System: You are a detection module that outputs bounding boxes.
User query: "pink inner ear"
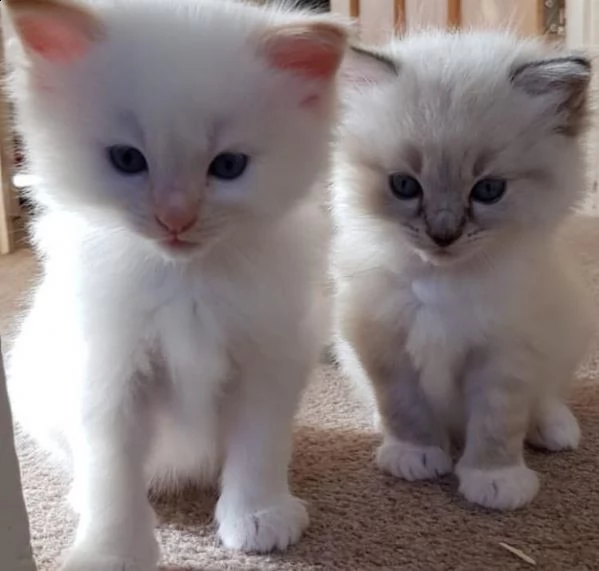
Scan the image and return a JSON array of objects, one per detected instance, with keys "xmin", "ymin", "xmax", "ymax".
[
  {"xmin": 264, "ymin": 25, "xmax": 346, "ymax": 80},
  {"xmin": 268, "ymin": 38, "xmax": 340, "ymax": 79},
  {"xmin": 13, "ymin": 9, "xmax": 100, "ymax": 63}
]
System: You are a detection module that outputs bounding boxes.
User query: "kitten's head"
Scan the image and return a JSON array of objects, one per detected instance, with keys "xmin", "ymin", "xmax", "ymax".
[
  {"xmin": 5, "ymin": 0, "xmax": 348, "ymax": 259},
  {"xmin": 336, "ymin": 31, "xmax": 591, "ymax": 268}
]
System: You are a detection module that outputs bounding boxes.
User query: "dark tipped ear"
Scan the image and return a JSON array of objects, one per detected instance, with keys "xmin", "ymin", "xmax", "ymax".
[
  {"xmin": 341, "ymin": 44, "xmax": 399, "ymax": 87},
  {"xmin": 511, "ymin": 56, "xmax": 592, "ymax": 136}
]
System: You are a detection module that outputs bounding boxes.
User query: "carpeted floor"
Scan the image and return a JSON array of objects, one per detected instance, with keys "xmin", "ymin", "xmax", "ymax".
[{"xmin": 1, "ymin": 217, "xmax": 599, "ymax": 571}]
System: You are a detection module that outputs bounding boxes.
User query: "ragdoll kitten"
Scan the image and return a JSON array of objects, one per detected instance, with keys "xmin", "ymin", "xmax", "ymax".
[
  {"xmin": 333, "ymin": 30, "xmax": 593, "ymax": 511},
  {"xmin": 4, "ymin": 0, "xmax": 348, "ymax": 568}
]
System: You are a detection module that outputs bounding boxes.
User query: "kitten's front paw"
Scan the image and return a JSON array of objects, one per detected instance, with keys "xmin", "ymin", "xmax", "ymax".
[
  {"xmin": 456, "ymin": 463, "xmax": 539, "ymax": 510},
  {"xmin": 527, "ymin": 401, "xmax": 580, "ymax": 451},
  {"xmin": 60, "ymin": 550, "xmax": 158, "ymax": 571},
  {"xmin": 61, "ymin": 525, "xmax": 159, "ymax": 571},
  {"xmin": 376, "ymin": 439, "xmax": 452, "ymax": 481},
  {"xmin": 216, "ymin": 494, "xmax": 309, "ymax": 553}
]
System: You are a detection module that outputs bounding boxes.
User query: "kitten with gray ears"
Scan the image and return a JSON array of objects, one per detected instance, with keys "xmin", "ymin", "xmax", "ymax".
[
  {"xmin": 333, "ymin": 30, "xmax": 593, "ymax": 510},
  {"xmin": 4, "ymin": 0, "xmax": 348, "ymax": 569}
]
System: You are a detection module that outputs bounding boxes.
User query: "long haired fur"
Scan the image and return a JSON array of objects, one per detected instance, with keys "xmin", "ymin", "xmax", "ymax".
[{"xmin": 333, "ymin": 30, "xmax": 594, "ymax": 511}]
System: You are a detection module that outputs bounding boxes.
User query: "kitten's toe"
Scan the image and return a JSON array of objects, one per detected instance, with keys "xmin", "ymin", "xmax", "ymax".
[
  {"xmin": 67, "ymin": 483, "xmax": 85, "ymax": 515},
  {"xmin": 456, "ymin": 463, "xmax": 539, "ymax": 510},
  {"xmin": 376, "ymin": 439, "xmax": 452, "ymax": 481},
  {"xmin": 372, "ymin": 411, "xmax": 383, "ymax": 432},
  {"xmin": 216, "ymin": 494, "xmax": 309, "ymax": 553},
  {"xmin": 527, "ymin": 401, "xmax": 580, "ymax": 451},
  {"xmin": 60, "ymin": 550, "xmax": 157, "ymax": 571}
]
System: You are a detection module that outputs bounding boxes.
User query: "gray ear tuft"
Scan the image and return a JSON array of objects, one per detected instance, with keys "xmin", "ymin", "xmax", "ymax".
[
  {"xmin": 341, "ymin": 44, "xmax": 399, "ymax": 87},
  {"xmin": 511, "ymin": 56, "xmax": 592, "ymax": 136}
]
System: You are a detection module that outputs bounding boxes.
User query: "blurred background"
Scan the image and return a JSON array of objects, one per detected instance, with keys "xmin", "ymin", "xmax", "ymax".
[{"xmin": 2, "ymin": 0, "xmax": 599, "ymax": 255}]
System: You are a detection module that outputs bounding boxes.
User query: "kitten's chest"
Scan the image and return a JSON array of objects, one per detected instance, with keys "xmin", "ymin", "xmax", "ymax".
[
  {"xmin": 404, "ymin": 277, "xmax": 490, "ymax": 416},
  {"xmin": 406, "ymin": 277, "xmax": 486, "ymax": 363},
  {"xmin": 154, "ymin": 280, "xmax": 228, "ymax": 388}
]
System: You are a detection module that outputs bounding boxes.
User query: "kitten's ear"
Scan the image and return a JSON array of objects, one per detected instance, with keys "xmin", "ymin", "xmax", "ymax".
[
  {"xmin": 260, "ymin": 21, "xmax": 349, "ymax": 80},
  {"xmin": 341, "ymin": 45, "xmax": 398, "ymax": 87},
  {"xmin": 3, "ymin": 0, "xmax": 104, "ymax": 63},
  {"xmin": 511, "ymin": 56, "xmax": 592, "ymax": 135}
]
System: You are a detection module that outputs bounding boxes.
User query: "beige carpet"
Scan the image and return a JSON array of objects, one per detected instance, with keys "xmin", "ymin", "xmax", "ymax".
[{"xmin": 2, "ymin": 218, "xmax": 599, "ymax": 571}]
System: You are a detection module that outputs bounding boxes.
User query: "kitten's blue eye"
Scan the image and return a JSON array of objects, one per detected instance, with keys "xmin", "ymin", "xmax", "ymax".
[
  {"xmin": 470, "ymin": 178, "xmax": 507, "ymax": 204},
  {"xmin": 389, "ymin": 174, "xmax": 422, "ymax": 200},
  {"xmin": 208, "ymin": 152, "xmax": 249, "ymax": 181},
  {"xmin": 108, "ymin": 145, "xmax": 148, "ymax": 175}
]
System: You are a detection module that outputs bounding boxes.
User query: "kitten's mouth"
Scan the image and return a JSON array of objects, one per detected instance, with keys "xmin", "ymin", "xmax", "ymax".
[
  {"xmin": 418, "ymin": 248, "xmax": 458, "ymax": 266},
  {"xmin": 160, "ymin": 236, "xmax": 199, "ymax": 253},
  {"xmin": 433, "ymin": 249, "xmax": 452, "ymax": 257}
]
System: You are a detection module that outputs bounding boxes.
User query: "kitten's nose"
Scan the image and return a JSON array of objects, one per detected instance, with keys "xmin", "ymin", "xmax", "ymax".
[
  {"xmin": 155, "ymin": 209, "xmax": 197, "ymax": 234},
  {"xmin": 153, "ymin": 191, "xmax": 199, "ymax": 234},
  {"xmin": 427, "ymin": 230, "xmax": 461, "ymax": 248}
]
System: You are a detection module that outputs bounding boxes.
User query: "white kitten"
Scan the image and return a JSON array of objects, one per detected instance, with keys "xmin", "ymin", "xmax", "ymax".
[
  {"xmin": 4, "ymin": 0, "xmax": 348, "ymax": 569},
  {"xmin": 333, "ymin": 31, "xmax": 593, "ymax": 511}
]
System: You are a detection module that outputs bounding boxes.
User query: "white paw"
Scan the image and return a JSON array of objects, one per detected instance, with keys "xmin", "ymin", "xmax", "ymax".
[
  {"xmin": 62, "ymin": 520, "xmax": 159, "ymax": 571},
  {"xmin": 216, "ymin": 494, "xmax": 309, "ymax": 553},
  {"xmin": 527, "ymin": 402, "xmax": 580, "ymax": 451},
  {"xmin": 456, "ymin": 463, "xmax": 540, "ymax": 510},
  {"xmin": 60, "ymin": 550, "xmax": 158, "ymax": 571},
  {"xmin": 376, "ymin": 439, "xmax": 452, "ymax": 481}
]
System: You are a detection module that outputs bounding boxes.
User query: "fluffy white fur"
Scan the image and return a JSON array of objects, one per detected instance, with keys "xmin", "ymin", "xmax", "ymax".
[
  {"xmin": 5, "ymin": 0, "xmax": 347, "ymax": 569},
  {"xmin": 333, "ymin": 31, "xmax": 594, "ymax": 511}
]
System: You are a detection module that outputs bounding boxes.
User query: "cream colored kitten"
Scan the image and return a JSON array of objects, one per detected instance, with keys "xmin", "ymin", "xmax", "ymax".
[
  {"xmin": 4, "ymin": 0, "xmax": 348, "ymax": 569},
  {"xmin": 333, "ymin": 30, "xmax": 593, "ymax": 510}
]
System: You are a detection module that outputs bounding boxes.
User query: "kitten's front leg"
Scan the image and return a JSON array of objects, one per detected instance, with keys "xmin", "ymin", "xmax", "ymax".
[
  {"xmin": 456, "ymin": 351, "xmax": 539, "ymax": 510},
  {"xmin": 216, "ymin": 358, "xmax": 309, "ymax": 553},
  {"xmin": 62, "ymin": 380, "xmax": 158, "ymax": 571},
  {"xmin": 367, "ymin": 350, "xmax": 452, "ymax": 481},
  {"xmin": 340, "ymin": 292, "xmax": 452, "ymax": 481}
]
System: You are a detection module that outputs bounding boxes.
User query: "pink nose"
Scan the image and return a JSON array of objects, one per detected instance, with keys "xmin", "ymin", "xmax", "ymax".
[{"xmin": 154, "ymin": 209, "xmax": 197, "ymax": 234}]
